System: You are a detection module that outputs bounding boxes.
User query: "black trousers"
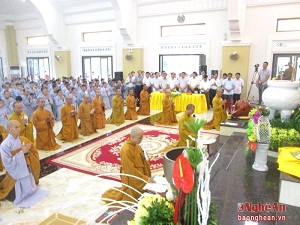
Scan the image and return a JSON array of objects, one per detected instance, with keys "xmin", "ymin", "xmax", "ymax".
[
  {"xmin": 135, "ymin": 85, "xmax": 143, "ymax": 105},
  {"xmin": 209, "ymin": 89, "xmax": 217, "ymax": 107}
]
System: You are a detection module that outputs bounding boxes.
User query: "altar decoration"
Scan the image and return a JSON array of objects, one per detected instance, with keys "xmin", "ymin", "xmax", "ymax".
[
  {"xmin": 245, "ymin": 107, "xmax": 271, "ymax": 171},
  {"xmin": 169, "ymin": 118, "xmax": 219, "ymax": 225}
]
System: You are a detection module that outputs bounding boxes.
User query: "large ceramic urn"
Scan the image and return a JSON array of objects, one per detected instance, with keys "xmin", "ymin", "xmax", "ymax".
[{"xmin": 262, "ymin": 80, "xmax": 300, "ymax": 119}]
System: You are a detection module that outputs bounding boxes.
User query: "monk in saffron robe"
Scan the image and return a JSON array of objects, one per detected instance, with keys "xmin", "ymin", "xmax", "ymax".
[
  {"xmin": 0, "ymin": 125, "xmax": 8, "ymax": 172},
  {"xmin": 125, "ymin": 89, "xmax": 138, "ymax": 120},
  {"xmin": 107, "ymin": 88, "xmax": 125, "ymax": 126},
  {"xmin": 177, "ymin": 104, "xmax": 196, "ymax": 147},
  {"xmin": 155, "ymin": 89, "xmax": 178, "ymax": 125},
  {"xmin": 92, "ymin": 89, "xmax": 106, "ymax": 129},
  {"xmin": 102, "ymin": 127, "xmax": 154, "ymax": 203},
  {"xmin": 79, "ymin": 94, "xmax": 97, "ymax": 136},
  {"xmin": 203, "ymin": 88, "xmax": 227, "ymax": 131},
  {"xmin": 137, "ymin": 84, "xmax": 150, "ymax": 116},
  {"xmin": 32, "ymin": 98, "xmax": 61, "ymax": 150},
  {"xmin": 0, "ymin": 120, "xmax": 46, "ymax": 207},
  {"xmin": 57, "ymin": 96, "xmax": 79, "ymax": 142},
  {"xmin": 8, "ymin": 102, "xmax": 34, "ymax": 143}
]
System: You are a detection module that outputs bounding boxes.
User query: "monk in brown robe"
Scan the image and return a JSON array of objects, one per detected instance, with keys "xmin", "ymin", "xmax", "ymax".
[
  {"xmin": 32, "ymin": 98, "xmax": 61, "ymax": 150},
  {"xmin": 155, "ymin": 89, "xmax": 178, "ymax": 125},
  {"xmin": 102, "ymin": 127, "xmax": 154, "ymax": 203},
  {"xmin": 107, "ymin": 88, "xmax": 125, "ymax": 126},
  {"xmin": 8, "ymin": 102, "xmax": 34, "ymax": 143},
  {"xmin": 57, "ymin": 96, "xmax": 79, "ymax": 142},
  {"xmin": 79, "ymin": 94, "xmax": 97, "ymax": 136},
  {"xmin": 177, "ymin": 104, "xmax": 195, "ymax": 147},
  {"xmin": 125, "ymin": 89, "xmax": 138, "ymax": 120},
  {"xmin": 0, "ymin": 120, "xmax": 40, "ymax": 201},
  {"xmin": 203, "ymin": 88, "xmax": 227, "ymax": 131},
  {"xmin": 137, "ymin": 84, "xmax": 150, "ymax": 116},
  {"xmin": 92, "ymin": 89, "xmax": 106, "ymax": 129}
]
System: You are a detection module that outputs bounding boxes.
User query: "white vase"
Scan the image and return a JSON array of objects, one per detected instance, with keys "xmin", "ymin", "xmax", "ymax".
[
  {"xmin": 262, "ymin": 80, "xmax": 300, "ymax": 119},
  {"xmin": 252, "ymin": 143, "xmax": 269, "ymax": 172}
]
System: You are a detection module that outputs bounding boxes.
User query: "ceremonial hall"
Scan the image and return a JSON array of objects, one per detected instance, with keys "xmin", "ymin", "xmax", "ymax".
[{"xmin": 0, "ymin": 0, "xmax": 300, "ymax": 224}]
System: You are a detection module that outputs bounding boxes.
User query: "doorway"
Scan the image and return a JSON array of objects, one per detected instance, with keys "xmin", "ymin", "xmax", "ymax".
[
  {"xmin": 82, "ymin": 56, "xmax": 113, "ymax": 81},
  {"xmin": 272, "ymin": 54, "xmax": 300, "ymax": 81}
]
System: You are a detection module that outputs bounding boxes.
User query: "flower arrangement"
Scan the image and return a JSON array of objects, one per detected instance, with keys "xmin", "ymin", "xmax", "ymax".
[
  {"xmin": 127, "ymin": 194, "xmax": 174, "ymax": 225},
  {"xmin": 245, "ymin": 107, "xmax": 270, "ymax": 151},
  {"xmin": 170, "ymin": 91, "xmax": 182, "ymax": 98}
]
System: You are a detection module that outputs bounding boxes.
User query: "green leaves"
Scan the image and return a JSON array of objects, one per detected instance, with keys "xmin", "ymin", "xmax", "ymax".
[
  {"xmin": 139, "ymin": 198, "xmax": 174, "ymax": 225},
  {"xmin": 184, "ymin": 118, "xmax": 207, "ymax": 135},
  {"xmin": 185, "ymin": 147, "xmax": 203, "ymax": 169}
]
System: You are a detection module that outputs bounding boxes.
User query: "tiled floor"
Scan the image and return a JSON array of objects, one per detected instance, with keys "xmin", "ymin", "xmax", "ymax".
[{"xmin": 1, "ymin": 109, "xmax": 299, "ymax": 225}]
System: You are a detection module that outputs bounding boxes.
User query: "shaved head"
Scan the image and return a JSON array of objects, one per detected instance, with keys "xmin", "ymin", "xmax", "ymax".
[
  {"xmin": 186, "ymin": 104, "xmax": 195, "ymax": 110},
  {"xmin": 131, "ymin": 127, "xmax": 143, "ymax": 137},
  {"xmin": 7, "ymin": 120, "xmax": 20, "ymax": 130}
]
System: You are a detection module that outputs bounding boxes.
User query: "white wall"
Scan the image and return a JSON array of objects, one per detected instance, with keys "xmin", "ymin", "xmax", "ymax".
[
  {"xmin": 244, "ymin": 2, "xmax": 300, "ymax": 100},
  {"xmin": 65, "ymin": 21, "xmax": 125, "ymax": 78},
  {"xmin": 138, "ymin": 9, "xmax": 228, "ymax": 74},
  {"xmin": 0, "ymin": 28, "xmax": 9, "ymax": 77}
]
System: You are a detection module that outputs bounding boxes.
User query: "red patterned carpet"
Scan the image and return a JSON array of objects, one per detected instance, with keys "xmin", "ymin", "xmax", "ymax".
[{"xmin": 47, "ymin": 124, "xmax": 179, "ymax": 180}]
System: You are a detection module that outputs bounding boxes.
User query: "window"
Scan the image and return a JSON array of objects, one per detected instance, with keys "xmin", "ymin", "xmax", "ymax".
[
  {"xmin": 159, "ymin": 54, "xmax": 205, "ymax": 75},
  {"xmin": 0, "ymin": 58, "xmax": 3, "ymax": 79},
  {"xmin": 277, "ymin": 18, "xmax": 300, "ymax": 32},
  {"xmin": 161, "ymin": 24, "xmax": 205, "ymax": 37},
  {"xmin": 272, "ymin": 54, "xmax": 300, "ymax": 81},
  {"xmin": 82, "ymin": 31, "xmax": 112, "ymax": 42},
  {"xmin": 27, "ymin": 36, "xmax": 48, "ymax": 45},
  {"xmin": 82, "ymin": 56, "xmax": 113, "ymax": 81},
  {"xmin": 27, "ymin": 57, "xmax": 50, "ymax": 80}
]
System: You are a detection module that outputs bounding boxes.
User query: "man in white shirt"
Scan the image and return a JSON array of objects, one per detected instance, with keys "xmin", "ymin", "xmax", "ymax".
[
  {"xmin": 143, "ymin": 71, "xmax": 152, "ymax": 93},
  {"xmin": 256, "ymin": 62, "xmax": 270, "ymax": 105},
  {"xmin": 200, "ymin": 75, "xmax": 211, "ymax": 110},
  {"xmin": 209, "ymin": 73, "xmax": 221, "ymax": 108},
  {"xmin": 151, "ymin": 72, "xmax": 161, "ymax": 92},
  {"xmin": 159, "ymin": 72, "xmax": 170, "ymax": 91},
  {"xmin": 188, "ymin": 72, "xmax": 200, "ymax": 93},
  {"xmin": 233, "ymin": 72, "xmax": 244, "ymax": 104},
  {"xmin": 178, "ymin": 72, "xmax": 189, "ymax": 93},
  {"xmin": 169, "ymin": 72, "xmax": 178, "ymax": 92},
  {"xmin": 222, "ymin": 73, "xmax": 235, "ymax": 111}
]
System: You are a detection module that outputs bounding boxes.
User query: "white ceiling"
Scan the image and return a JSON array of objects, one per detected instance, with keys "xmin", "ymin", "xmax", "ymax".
[{"xmin": 0, "ymin": 0, "xmax": 190, "ymax": 25}]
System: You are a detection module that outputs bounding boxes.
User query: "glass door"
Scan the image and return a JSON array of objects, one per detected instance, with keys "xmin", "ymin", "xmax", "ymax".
[
  {"xmin": 27, "ymin": 57, "xmax": 50, "ymax": 80},
  {"xmin": 272, "ymin": 54, "xmax": 300, "ymax": 81},
  {"xmin": 82, "ymin": 56, "xmax": 113, "ymax": 81},
  {"xmin": 159, "ymin": 54, "xmax": 205, "ymax": 76}
]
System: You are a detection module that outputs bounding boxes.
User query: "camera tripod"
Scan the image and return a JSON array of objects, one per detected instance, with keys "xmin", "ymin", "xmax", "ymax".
[{"xmin": 246, "ymin": 67, "xmax": 259, "ymax": 102}]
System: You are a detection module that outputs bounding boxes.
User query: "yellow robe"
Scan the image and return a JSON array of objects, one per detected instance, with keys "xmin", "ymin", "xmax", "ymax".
[
  {"xmin": 0, "ymin": 137, "xmax": 40, "ymax": 200},
  {"xmin": 203, "ymin": 94, "xmax": 227, "ymax": 131},
  {"xmin": 57, "ymin": 104, "xmax": 79, "ymax": 142},
  {"xmin": 79, "ymin": 102, "xmax": 96, "ymax": 136},
  {"xmin": 32, "ymin": 108, "xmax": 61, "ymax": 150},
  {"xmin": 8, "ymin": 112, "xmax": 34, "ymax": 143},
  {"xmin": 0, "ymin": 125, "xmax": 8, "ymax": 172},
  {"xmin": 177, "ymin": 112, "xmax": 195, "ymax": 147},
  {"xmin": 102, "ymin": 138, "xmax": 151, "ymax": 203},
  {"xmin": 125, "ymin": 95, "xmax": 138, "ymax": 120},
  {"xmin": 137, "ymin": 90, "xmax": 150, "ymax": 116},
  {"xmin": 107, "ymin": 95, "xmax": 125, "ymax": 126},
  {"xmin": 92, "ymin": 97, "xmax": 106, "ymax": 129},
  {"xmin": 155, "ymin": 96, "xmax": 178, "ymax": 125}
]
